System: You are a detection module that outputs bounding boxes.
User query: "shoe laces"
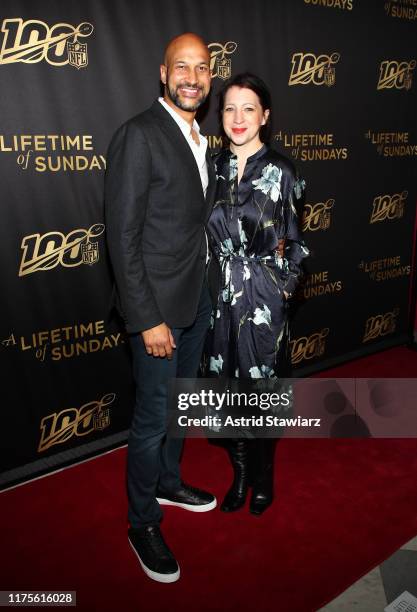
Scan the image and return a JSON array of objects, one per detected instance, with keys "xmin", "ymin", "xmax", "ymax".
[
  {"xmin": 181, "ymin": 482, "xmax": 200, "ymax": 495},
  {"xmin": 144, "ymin": 527, "xmax": 171, "ymax": 558}
]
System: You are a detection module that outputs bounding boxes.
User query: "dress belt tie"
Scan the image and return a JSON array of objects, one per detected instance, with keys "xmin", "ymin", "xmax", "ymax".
[{"xmin": 217, "ymin": 252, "xmax": 277, "ymax": 304}]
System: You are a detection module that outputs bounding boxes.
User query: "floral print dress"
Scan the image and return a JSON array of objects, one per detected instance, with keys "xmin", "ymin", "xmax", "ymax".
[{"xmin": 205, "ymin": 144, "xmax": 309, "ymax": 380}]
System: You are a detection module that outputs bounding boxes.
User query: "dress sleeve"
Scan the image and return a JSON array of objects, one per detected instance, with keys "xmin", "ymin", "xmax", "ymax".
[{"xmin": 281, "ymin": 175, "xmax": 310, "ymax": 296}]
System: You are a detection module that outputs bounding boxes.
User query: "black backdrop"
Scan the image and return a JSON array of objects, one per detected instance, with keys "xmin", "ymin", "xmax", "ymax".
[{"xmin": 1, "ymin": 0, "xmax": 416, "ymax": 489}]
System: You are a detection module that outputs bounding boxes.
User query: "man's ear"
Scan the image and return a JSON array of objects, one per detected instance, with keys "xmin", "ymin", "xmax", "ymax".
[{"xmin": 160, "ymin": 64, "xmax": 167, "ymax": 85}]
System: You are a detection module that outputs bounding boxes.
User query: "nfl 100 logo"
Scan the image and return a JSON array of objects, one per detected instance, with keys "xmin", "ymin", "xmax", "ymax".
[
  {"xmin": 377, "ymin": 60, "xmax": 416, "ymax": 90},
  {"xmin": 67, "ymin": 40, "xmax": 89, "ymax": 69},
  {"xmin": 289, "ymin": 52, "xmax": 340, "ymax": 86},
  {"xmin": 82, "ymin": 241, "xmax": 99, "ymax": 265},
  {"xmin": 208, "ymin": 41, "xmax": 238, "ymax": 80},
  {"xmin": 0, "ymin": 18, "xmax": 93, "ymax": 68}
]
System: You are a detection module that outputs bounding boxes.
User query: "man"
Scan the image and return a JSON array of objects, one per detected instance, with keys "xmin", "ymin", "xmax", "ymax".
[{"xmin": 105, "ymin": 33, "xmax": 216, "ymax": 583}]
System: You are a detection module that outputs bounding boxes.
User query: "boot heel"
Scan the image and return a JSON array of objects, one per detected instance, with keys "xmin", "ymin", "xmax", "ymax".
[
  {"xmin": 220, "ymin": 439, "xmax": 249, "ymax": 513},
  {"xmin": 249, "ymin": 439, "xmax": 276, "ymax": 516}
]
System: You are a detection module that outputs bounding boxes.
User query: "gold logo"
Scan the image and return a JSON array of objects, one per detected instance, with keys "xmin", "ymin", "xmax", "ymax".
[
  {"xmin": 365, "ymin": 130, "xmax": 417, "ymax": 157},
  {"xmin": 5, "ymin": 320, "xmax": 123, "ymax": 362},
  {"xmin": 1, "ymin": 333, "xmax": 16, "ymax": 347},
  {"xmin": 385, "ymin": 1, "xmax": 417, "ymax": 20},
  {"xmin": 289, "ymin": 52, "xmax": 340, "ymax": 86},
  {"xmin": 370, "ymin": 191, "xmax": 407, "ymax": 223},
  {"xmin": 0, "ymin": 134, "xmax": 106, "ymax": 173},
  {"xmin": 67, "ymin": 41, "xmax": 88, "ymax": 69},
  {"xmin": 19, "ymin": 223, "xmax": 105, "ymax": 277},
  {"xmin": 299, "ymin": 271, "xmax": 342, "ymax": 300},
  {"xmin": 82, "ymin": 241, "xmax": 99, "ymax": 265},
  {"xmin": 363, "ymin": 308, "xmax": 399, "ymax": 343},
  {"xmin": 207, "ymin": 135, "xmax": 225, "ymax": 149},
  {"xmin": 358, "ymin": 255, "xmax": 410, "ymax": 281},
  {"xmin": 290, "ymin": 328, "xmax": 329, "ymax": 364},
  {"xmin": 276, "ymin": 131, "xmax": 348, "ymax": 161},
  {"xmin": 208, "ymin": 41, "xmax": 238, "ymax": 79},
  {"xmin": 0, "ymin": 19, "xmax": 93, "ymax": 67},
  {"xmin": 302, "ymin": 199, "xmax": 334, "ymax": 231},
  {"xmin": 304, "ymin": 0, "xmax": 353, "ymax": 9},
  {"xmin": 38, "ymin": 393, "xmax": 115, "ymax": 452},
  {"xmin": 377, "ymin": 60, "xmax": 416, "ymax": 90}
]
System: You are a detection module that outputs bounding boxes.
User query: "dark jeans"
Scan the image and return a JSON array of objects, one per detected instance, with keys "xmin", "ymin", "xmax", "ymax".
[{"xmin": 127, "ymin": 280, "xmax": 212, "ymax": 528}]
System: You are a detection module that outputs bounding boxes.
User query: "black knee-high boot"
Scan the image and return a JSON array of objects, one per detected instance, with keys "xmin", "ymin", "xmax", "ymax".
[
  {"xmin": 220, "ymin": 438, "xmax": 250, "ymax": 512},
  {"xmin": 249, "ymin": 438, "xmax": 277, "ymax": 515}
]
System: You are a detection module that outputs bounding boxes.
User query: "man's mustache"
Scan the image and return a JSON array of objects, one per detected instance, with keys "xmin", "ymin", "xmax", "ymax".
[{"xmin": 176, "ymin": 82, "xmax": 204, "ymax": 91}]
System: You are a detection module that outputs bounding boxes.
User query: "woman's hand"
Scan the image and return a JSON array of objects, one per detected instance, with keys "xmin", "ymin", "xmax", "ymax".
[{"xmin": 277, "ymin": 238, "xmax": 285, "ymax": 258}]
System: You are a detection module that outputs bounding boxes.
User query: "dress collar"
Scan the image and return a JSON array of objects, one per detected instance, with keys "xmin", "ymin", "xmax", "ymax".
[{"xmin": 227, "ymin": 143, "xmax": 268, "ymax": 163}]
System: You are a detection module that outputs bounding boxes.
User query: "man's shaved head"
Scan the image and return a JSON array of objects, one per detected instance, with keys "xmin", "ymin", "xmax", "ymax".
[
  {"xmin": 163, "ymin": 33, "xmax": 209, "ymax": 66},
  {"xmin": 160, "ymin": 32, "xmax": 211, "ymax": 116}
]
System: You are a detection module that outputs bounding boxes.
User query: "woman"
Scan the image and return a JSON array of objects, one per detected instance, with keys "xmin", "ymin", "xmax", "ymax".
[{"xmin": 205, "ymin": 73, "xmax": 309, "ymax": 515}]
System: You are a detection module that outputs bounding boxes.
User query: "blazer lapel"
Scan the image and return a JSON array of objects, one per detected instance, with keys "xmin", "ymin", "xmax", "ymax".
[{"xmin": 150, "ymin": 101, "xmax": 205, "ymax": 202}]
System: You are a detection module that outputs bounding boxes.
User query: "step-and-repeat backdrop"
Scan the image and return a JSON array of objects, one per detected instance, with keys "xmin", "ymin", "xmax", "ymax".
[{"xmin": 1, "ymin": 0, "xmax": 416, "ymax": 488}]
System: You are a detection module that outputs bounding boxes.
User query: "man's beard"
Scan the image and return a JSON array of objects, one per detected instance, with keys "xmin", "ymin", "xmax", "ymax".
[{"xmin": 166, "ymin": 81, "xmax": 207, "ymax": 112}]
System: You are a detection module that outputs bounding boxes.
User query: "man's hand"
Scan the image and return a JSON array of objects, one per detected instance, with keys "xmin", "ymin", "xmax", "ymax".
[{"xmin": 141, "ymin": 323, "xmax": 176, "ymax": 359}]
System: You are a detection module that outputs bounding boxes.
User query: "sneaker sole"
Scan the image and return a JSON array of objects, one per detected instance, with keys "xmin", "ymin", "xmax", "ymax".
[
  {"xmin": 156, "ymin": 497, "xmax": 217, "ymax": 512},
  {"xmin": 128, "ymin": 537, "xmax": 180, "ymax": 583}
]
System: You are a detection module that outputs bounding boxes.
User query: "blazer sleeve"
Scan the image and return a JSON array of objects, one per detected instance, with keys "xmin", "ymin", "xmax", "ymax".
[{"xmin": 104, "ymin": 121, "xmax": 163, "ymax": 333}]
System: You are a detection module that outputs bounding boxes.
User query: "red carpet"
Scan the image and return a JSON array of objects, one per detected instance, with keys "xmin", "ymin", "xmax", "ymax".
[{"xmin": 1, "ymin": 346, "xmax": 417, "ymax": 612}]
